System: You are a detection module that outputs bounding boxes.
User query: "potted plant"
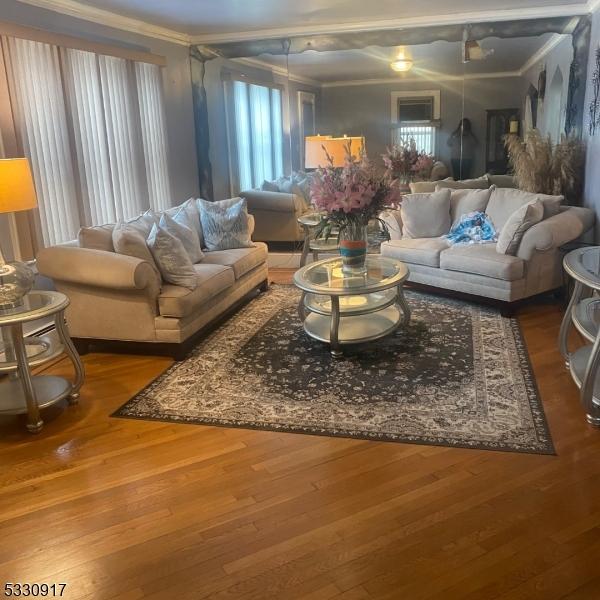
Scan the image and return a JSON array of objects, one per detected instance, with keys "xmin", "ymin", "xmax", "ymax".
[{"xmin": 309, "ymin": 144, "xmax": 402, "ymax": 275}]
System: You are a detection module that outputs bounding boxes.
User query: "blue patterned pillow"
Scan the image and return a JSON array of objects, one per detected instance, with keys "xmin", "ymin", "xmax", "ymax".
[{"xmin": 198, "ymin": 198, "xmax": 253, "ymax": 251}]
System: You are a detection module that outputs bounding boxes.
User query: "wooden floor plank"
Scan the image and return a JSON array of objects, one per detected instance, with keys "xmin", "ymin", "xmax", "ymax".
[{"xmin": 0, "ymin": 271, "xmax": 598, "ymax": 599}]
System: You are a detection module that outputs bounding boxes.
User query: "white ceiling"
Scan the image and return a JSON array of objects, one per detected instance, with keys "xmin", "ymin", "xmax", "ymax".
[
  {"xmin": 254, "ymin": 34, "xmax": 565, "ymax": 83},
  {"xmin": 33, "ymin": 0, "xmax": 588, "ymax": 40}
]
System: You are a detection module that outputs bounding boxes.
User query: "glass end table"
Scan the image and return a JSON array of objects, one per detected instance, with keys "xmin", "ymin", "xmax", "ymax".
[
  {"xmin": 297, "ymin": 213, "xmax": 339, "ymax": 267},
  {"xmin": 559, "ymin": 246, "xmax": 600, "ymax": 427},
  {"xmin": 293, "ymin": 255, "xmax": 410, "ymax": 357},
  {"xmin": 0, "ymin": 291, "xmax": 85, "ymax": 433}
]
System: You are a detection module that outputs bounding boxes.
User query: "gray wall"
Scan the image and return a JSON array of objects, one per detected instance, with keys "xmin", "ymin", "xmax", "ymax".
[
  {"xmin": 584, "ymin": 9, "xmax": 600, "ymax": 236},
  {"xmin": 521, "ymin": 35, "xmax": 573, "ymax": 139},
  {"xmin": 319, "ymin": 77, "xmax": 523, "ymax": 177},
  {"xmin": 0, "ymin": 0, "xmax": 199, "ymax": 206},
  {"xmin": 203, "ymin": 57, "xmax": 320, "ymax": 201}
]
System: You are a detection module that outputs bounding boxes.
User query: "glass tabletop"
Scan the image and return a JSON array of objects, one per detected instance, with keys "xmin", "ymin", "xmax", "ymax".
[
  {"xmin": 294, "ymin": 255, "xmax": 409, "ymax": 295},
  {"xmin": 564, "ymin": 247, "xmax": 600, "ymax": 290},
  {"xmin": 0, "ymin": 291, "xmax": 69, "ymax": 325}
]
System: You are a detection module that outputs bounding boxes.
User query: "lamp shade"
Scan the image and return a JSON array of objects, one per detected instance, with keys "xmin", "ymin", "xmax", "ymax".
[
  {"xmin": 305, "ymin": 135, "xmax": 365, "ymax": 168},
  {"xmin": 0, "ymin": 158, "xmax": 38, "ymax": 214}
]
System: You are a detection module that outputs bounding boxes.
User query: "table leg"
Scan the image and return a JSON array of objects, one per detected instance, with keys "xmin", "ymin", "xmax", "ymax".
[
  {"xmin": 312, "ymin": 250, "xmax": 319, "ymax": 264},
  {"xmin": 10, "ymin": 323, "xmax": 43, "ymax": 434},
  {"xmin": 330, "ymin": 296, "xmax": 343, "ymax": 358},
  {"xmin": 580, "ymin": 329, "xmax": 600, "ymax": 428},
  {"xmin": 558, "ymin": 280, "xmax": 584, "ymax": 367},
  {"xmin": 397, "ymin": 285, "xmax": 411, "ymax": 326},
  {"xmin": 54, "ymin": 311, "xmax": 85, "ymax": 404},
  {"xmin": 297, "ymin": 291, "xmax": 307, "ymax": 321},
  {"xmin": 300, "ymin": 225, "xmax": 310, "ymax": 268}
]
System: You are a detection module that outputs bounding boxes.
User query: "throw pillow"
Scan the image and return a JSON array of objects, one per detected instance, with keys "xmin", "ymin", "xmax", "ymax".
[
  {"xmin": 125, "ymin": 210, "xmax": 157, "ymax": 237},
  {"xmin": 449, "ymin": 187, "xmax": 494, "ymax": 226},
  {"xmin": 496, "ymin": 200, "xmax": 544, "ymax": 255},
  {"xmin": 435, "ymin": 177, "xmax": 490, "ymax": 190},
  {"xmin": 198, "ymin": 198, "xmax": 253, "ymax": 251},
  {"xmin": 260, "ymin": 180, "xmax": 279, "ymax": 192},
  {"xmin": 401, "ymin": 189, "xmax": 452, "ymax": 239},
  {"xmin": 147, "ymin": 223, "xmax": 197, "ymax": 290},
  {"xmin": 486, "ymin": 187, "xmax": 562, "ymax": 231},
  {"xmin": 164, "ymin": 198, "xmax": 204, "ymax": 248},
  {"xmin": 78, "ymin": 223, "xmax": 115, "ymax": 252},
  {"xmin": 159, "ymin": 213, "xmax": 204, "ymax": 264},
  {"xmin": 112, "ymin": 222, "xmax": 160, "ymax": 277}
]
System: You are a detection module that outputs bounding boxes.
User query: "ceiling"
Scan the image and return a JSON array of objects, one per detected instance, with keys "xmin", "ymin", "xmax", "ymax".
[
  {"xmin": 31, "ymin": 0, "xmax": 589, "ymax": 40},
  {"xmin": 253, "ymin": 34, "xmax": 565, "ymax": 84}
]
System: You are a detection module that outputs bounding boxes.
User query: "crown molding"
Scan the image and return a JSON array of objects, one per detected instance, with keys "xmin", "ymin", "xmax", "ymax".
[
  {"xmin": 232, "ymin": 57, "xmax": 322, "ymax": 88},
  {"xmin": 320, "ymin": 71, "xmax": 522, "ymax": 88},
  {"xmin": 191, "ymin": 5, "xmax": 590, "ymax": 44},
  {"xmin": 518, "ymin": 33, "xmax": 565, "ymax": 74},
  {"xmin": 15, "ymin": 0, "xmax": 191, "ymax": 45}
]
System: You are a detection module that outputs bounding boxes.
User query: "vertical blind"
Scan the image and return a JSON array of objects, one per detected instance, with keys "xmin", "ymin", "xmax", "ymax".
[
  {"xmin": 232, "ymin": 80, "xmax": 284, "ymax": 192},
  {"xmin": 2, "ymin": 36, "xmax": 172, "ymax": 246},
  {"xmin": 395, "ymin": 125, "xmax": 436, "ymax": 155}
]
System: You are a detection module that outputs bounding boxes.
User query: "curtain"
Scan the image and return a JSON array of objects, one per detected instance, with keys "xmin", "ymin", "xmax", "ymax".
[
  {"xmin": 231, "ymin": 80, "xmax": 285, "ymax": 192},
  {"xmin": 135, "ymin": 62, "xmax": 172, "ymax": 212},
  {"xmin": 2, "ymin": 36, "xmax": 172, "ymax": 246}
]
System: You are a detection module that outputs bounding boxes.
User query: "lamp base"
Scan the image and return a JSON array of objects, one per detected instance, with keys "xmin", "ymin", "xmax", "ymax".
[{"xmin": 0, "ymin": 261, "xmax": 35, "ymax": 310}]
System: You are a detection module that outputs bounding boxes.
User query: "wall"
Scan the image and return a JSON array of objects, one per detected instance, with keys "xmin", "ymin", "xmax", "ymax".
[
  {"xmin": 203, "ymin": 57, "xmax": 320, "ymax": 200},
  {"xmin": 319, "ymin": 76, "xmax": 523, "ymax": 177},
  {"xmin": 521, "ymin": 35, "xmax": 574, "ymax": 139},
  {"xmin": 0, "ymin": 0, "xmax": 199, "ymax": 207},
  {"xmin": 583, "ymin": 9, "xmax": 600, "ymax": 236}
]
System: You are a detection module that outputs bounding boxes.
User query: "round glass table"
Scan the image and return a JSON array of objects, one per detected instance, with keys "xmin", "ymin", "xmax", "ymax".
[
  {"xmin": 293, "ymin": 255, "xmax": 410, "ymax": 357},
  {"xmin": 0, "ymin": 291, "xmax": 85, "ymax": 433},
  {"xmin": 297, "ymin": 213, "xmax": 339, "ymax": 267}
]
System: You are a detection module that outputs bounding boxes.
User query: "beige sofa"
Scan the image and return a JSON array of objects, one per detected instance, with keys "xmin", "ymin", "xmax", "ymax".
[
  {"xmin": 37, "ymin": 213, "xmax": 268, "ymax": 360},
  {"xmin": 380, "ymin": 188, "xmax": 594, "ymax": 308},
  {"xmin": 240, "ymin": 189, "xmax": 310, "ymax": 242}
]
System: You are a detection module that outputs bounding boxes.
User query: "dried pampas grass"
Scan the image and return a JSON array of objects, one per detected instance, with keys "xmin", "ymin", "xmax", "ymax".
[{"xmin": 504, "ymin": 129, "xmax": 585, "ymax": 204}]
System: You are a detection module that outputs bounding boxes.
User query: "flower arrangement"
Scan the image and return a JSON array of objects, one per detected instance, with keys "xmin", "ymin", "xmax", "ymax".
[
  {"xmin": 382, "ymin": 138, "xmax": 435, "ymax": 183},
  {"xmin": 309, "ymin": 144, "xmax": 403, "ymax": 273}
]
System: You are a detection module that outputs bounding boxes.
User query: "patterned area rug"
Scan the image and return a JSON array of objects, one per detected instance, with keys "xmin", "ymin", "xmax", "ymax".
[{"xmin": 114, "ymin": 285, "xmax": 554, "ymax": 454}]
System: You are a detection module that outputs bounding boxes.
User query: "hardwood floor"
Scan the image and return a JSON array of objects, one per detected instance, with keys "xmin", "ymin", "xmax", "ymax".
[{"xmin": 1, "ymin": 270, "xmax": 599, "ymax": 600}]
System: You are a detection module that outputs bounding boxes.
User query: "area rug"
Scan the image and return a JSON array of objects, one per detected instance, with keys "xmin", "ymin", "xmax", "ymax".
[{"xmin": 113, "ymin": 285, "xmax": 554, "ymax": 454}]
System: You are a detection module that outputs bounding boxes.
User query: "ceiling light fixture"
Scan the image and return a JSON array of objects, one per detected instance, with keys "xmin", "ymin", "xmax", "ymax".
[{"xmin": 390, "ymin": 47, "xmax": 413, "ymax": 73}]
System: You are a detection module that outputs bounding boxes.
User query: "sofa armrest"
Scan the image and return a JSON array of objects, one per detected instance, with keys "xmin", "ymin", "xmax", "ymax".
[
  {"xmin": 517, "ymin": 206, "xmax": 595, "ymax": 261},
  {"xmin": 247, "ymin": 213, "xmax": 255, "ymax": 237},
  {"xmin": 379, "ymin": 209, "xmax": 403, "ymax": 240},
  {"xmin": 37, "ymin": 246, "xmax": 160, "ymax": 291},
  {"xmin": 241, "ymin": 189, "xmax": 306, "ymax": 214}
]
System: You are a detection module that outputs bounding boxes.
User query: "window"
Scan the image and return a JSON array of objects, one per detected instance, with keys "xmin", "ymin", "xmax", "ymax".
[
  {"xmin": 391, "ymin": 90, "xmax": 440, "ymax": 156},
  {"xmin": 1, "ymin": 36, "xmax": 171, "ymax": 245},
  {"xmin": 230, "ymin": 80, "xmax": 284, "ymax": 192}
]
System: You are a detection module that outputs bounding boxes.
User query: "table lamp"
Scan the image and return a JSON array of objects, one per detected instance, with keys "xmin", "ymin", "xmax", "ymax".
[
  {"xmin": 0, "ymin": 158, "xmax": 38, "ymax": 309},
  {"xmin": 305, "ymin": 135, "xmax": 365, "ymax": 168}
]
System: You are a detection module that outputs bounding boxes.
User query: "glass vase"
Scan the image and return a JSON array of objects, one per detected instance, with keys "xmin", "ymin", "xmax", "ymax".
[{"xmin": 339, "ymin": 222, "xmax": 368, "ymax": 275}]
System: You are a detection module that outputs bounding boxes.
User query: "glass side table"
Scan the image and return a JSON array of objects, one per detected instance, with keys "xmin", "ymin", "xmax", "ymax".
[
  {"xmin": 297, "ymin": 213, "xmax": 339, "ymax": 268},
  {"xmin": 559, "ymin": 247, "xmax": 600, "ymax": 427},
  {"xmin": 0, "ymin": 291, "xmax": 85, "ymax": 433}
]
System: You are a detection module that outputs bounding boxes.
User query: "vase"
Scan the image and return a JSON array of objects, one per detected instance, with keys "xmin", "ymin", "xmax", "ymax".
[{"xmin": 339, "ymin": 222, "xmax": 368, "ymax": 275}]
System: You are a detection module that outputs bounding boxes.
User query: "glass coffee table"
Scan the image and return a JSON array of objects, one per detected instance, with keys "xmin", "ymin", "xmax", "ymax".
[{"xmin": 293, "ymin": 255, "xmax": 410, "ymax": 357}]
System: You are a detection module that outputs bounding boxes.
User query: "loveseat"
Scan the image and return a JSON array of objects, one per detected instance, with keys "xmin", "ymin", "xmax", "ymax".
[
  {"xmin": 37, "ymin": 201, "xmax": 268, "ymax": 359},
  {"xmin": 380, "ymin": 186, "xmax": 594, "ymax": 307}
]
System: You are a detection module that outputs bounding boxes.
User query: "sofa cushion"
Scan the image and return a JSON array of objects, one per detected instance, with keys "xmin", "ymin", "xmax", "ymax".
[
  {"xmin": 158, "ymin": 264, "xmax": 235, "ymax": 318},
  {"xmin": 381, "ymin": 237, "xmax": 450, "ymax": 268},
  {"xmin": 435, "ymin": 176, "xmax": 490, "ymax": 190},
  {"xmin": 496, "ymin": 200, "xmax": 544, "ymax": 256},
  {"xmin": 450, "ymin": 188, "xmax": 494, "ymax": 226},
  {"xmin": 78, "ymin": 223, "xmax": 115, "ymax": 251},
  {"xmin": 401, "ymin": 189, "xmax": 451, "ymax": 238},
  {"xmin": 486, "ymin": 174, "xmax": 517, "ymax": 188},
  {"xmin": 440, "ymin": 244, "xmax": 524, "ymax": 281},
  {"xmin": 200, "ymin": 242, "xmax": 268, "ymax": 279},
  {"xmin": 409, "ymin": 178, "xmax": 452, "ymax": 194},
  {"xmin": 486, "ymin": 188, "xmax": 563, "ymax": 231}
]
